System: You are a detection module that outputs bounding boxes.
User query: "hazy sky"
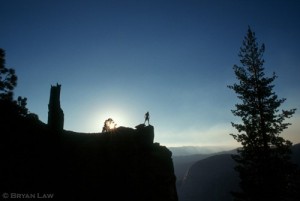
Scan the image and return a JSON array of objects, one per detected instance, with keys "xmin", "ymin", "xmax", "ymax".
[{"xmin": 1, "ymin": 0, "xmax": 299, "ymax": 147}]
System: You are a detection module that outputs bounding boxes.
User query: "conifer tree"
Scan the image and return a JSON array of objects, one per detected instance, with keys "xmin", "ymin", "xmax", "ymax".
[
  {"xmin": 0, "ymin": 48, "xmax": 17, "ymax": 101},
  {"xmin": 228, "ymin": 28, "xmax": 296, "ymax": 201},
  {"xmin": 0, "ymin": 48, "xmax": 28, "ymax": 117}
]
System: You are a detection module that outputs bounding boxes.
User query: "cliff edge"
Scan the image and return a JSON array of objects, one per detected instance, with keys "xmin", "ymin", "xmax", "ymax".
[{"xmin": 1, "ymin": 117, "xmax": 178, "ymax": 201}]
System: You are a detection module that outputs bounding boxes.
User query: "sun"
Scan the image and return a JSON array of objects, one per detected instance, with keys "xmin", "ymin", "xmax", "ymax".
[
  {"xmin": 107, "ymin": 120, "xmax": 116, "ymax": 130},
  {"xmin": 102, "ymin": 118, "xmax": 117, "ymax": 132}
]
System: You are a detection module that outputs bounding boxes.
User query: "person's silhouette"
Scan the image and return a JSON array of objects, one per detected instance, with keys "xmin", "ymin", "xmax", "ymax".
[{"xmin": 144, "ymin": 112, "xmax": 150, "ymax": 125}]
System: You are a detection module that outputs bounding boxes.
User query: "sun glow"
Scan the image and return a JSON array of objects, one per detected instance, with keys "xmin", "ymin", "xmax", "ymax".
[
  {"xmin": 101, "ymin": 118, "xmax": 117, "ymax": 133},
  {"xmin": 87, "ymin": 103, "xmax": 136, "ymax": 133},
  {"xmin": 107, "ymin": 119, "xmax": 116, "ymax": 130}
]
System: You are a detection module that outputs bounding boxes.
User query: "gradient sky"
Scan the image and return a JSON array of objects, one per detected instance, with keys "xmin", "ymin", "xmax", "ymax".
[{"xmin": 1, "ymin": 0, "xmax": 299, "ymax": 147}]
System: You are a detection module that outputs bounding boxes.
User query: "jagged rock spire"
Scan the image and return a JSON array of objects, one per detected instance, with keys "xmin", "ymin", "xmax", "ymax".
[{"xmin": 48, "ymin": 83, "xmax": 64, "ymax": 131}]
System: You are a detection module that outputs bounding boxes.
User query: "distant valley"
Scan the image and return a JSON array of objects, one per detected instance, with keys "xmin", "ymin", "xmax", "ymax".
[{"xmin": 169, "ymin": 144, "xmax": 300, "ymax": 201}]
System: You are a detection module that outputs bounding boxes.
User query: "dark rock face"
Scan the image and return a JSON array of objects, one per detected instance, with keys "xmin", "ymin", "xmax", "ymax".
[{"xmin": 2, "ymin": 119, "xmax": 178, "ymax": 201}]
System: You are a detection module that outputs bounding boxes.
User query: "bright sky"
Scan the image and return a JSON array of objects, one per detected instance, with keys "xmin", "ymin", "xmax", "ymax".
[{"xmin": 1, "ymin": 0, "xmax": 299, "ymax": 147}]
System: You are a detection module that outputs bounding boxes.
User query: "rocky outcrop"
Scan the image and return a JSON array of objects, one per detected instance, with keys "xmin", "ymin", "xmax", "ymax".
[{"xmin": 2, "ymin": 118, "xmax": 178, "ymax": 201}]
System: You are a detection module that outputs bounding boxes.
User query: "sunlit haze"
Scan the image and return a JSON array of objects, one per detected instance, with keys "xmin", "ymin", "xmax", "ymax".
[{"xmin": 1, "ymin": 0, "xmax": 299, "ymax": 147}]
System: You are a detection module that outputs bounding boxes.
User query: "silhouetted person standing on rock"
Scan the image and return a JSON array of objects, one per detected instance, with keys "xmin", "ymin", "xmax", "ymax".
[{"xmin": 144, "ymin": 111, "xmax": 150, "ymax": 125}]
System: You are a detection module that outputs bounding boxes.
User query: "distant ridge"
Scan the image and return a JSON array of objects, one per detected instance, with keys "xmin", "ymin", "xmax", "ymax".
[{"xmin": 168, "ymin": 146, "xmax": 236, "ymax": 156}]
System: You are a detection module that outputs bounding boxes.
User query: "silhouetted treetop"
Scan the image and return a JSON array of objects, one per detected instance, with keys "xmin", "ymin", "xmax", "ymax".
[
  {"xmin": 228, "ymin": 27, "xmax": 296, "ymax": 148},
  {"xmin": 102, "ymin": 118, "xmax": 116, "ymax": 133},
  {"xmin": 0, "ymin": 48, "xmax": 17, "ymax": 101},
  {"xmin": 0, "ymin": 48, "xmax": 28, "ymax": 118}
]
